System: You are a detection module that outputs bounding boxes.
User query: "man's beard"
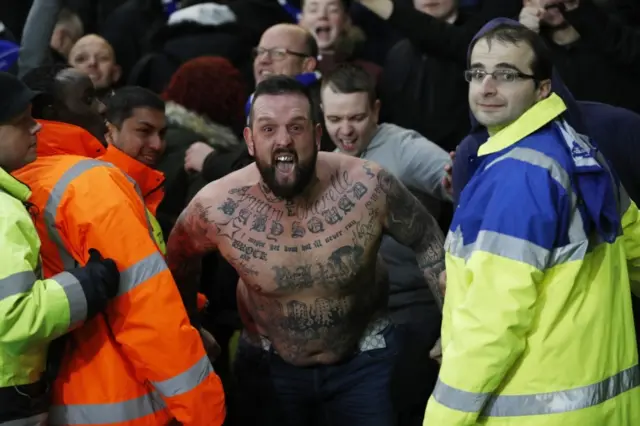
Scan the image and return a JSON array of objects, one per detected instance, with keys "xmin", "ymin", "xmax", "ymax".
[{"xmin": 255, "ymin": 147, "xmax": 318, "ymax": 199}]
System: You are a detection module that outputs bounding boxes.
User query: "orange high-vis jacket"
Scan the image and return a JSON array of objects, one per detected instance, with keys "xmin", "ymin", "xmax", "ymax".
[
  {"xmin": 99, "ymin": 144, "xmax": 164, "ymax": 216},
  {"xmin": 13, "ymin": 121, "xmax": 226, "ymax": 425}
]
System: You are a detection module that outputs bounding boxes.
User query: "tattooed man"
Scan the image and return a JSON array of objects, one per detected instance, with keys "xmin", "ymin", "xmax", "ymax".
[{"xmin": 167, "ymin": 76, "xmax": 445, "ymax": 426}]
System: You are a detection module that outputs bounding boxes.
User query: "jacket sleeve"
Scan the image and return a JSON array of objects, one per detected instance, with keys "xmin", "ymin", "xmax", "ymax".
[
  {"xmin": 17, "ymin": 0, "xmax": 62, "ymax": 77},
  {"xmin": 425, "ymin": 161, "xmax": 563, "ymax": 425},
  {"xmin": 620, "ymin": 187, "xmax": 640, "ymax": 297},
  {"xmin": 201, "ymin": 145, "xmax": 253, "ymax": 183},
  {"xmin": 0, "ymin": 201, "xmax": 81, "ymax": 352},
  {"xmin": 397, "ymin": 131, "xmax": 452, "ymax": 202},
  {"xmin": 382, "ymin": 0, "xmax": 522, "ymax": 65},
  {"xmin": 61, "ymin": 166, "xmax": 225, "ymax": 425}
]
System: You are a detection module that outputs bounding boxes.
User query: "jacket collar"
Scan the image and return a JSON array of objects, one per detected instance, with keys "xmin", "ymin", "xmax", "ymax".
[
  {"xmin": 0, "ymin": 166, "xmax": 30, "ymax": 201},
  {"xmin": 100, "ymin": 145, "xmax": 165, "ymax": 214},
  {"xmin": 36, "ymin": 120, "xmax": 106, "ymax": 158},
  {"xmin": 478, "ymin": 93, "xmax": 567, "ymax": 157}
]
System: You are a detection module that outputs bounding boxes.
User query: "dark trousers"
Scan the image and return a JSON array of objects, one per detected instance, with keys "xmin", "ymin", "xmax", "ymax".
[{"xmin": 234, "ymin": 325, "xmax": 399, "ymax": 426}]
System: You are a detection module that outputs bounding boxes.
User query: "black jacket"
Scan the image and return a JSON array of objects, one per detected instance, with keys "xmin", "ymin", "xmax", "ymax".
[{"xmin": 378, "ymin": 0, "xmax": 522, "ymax": 152}]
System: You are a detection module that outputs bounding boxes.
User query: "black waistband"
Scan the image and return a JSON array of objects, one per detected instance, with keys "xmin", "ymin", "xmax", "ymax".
[{"xmin": 0, "ymin": 380, "xmax": 49, "ymax": 423}]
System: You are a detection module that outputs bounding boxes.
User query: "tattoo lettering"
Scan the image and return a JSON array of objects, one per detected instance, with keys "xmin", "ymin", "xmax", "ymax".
[
  {"xmin": 284, "ymin": 246, "xmax": 298, "ymax": 253},
  {"xmin": 232, "ymin": 239, "xmax": 268, "ymax": 261},
  {"xmin": 266, "ymin": 220, "xmax": 285, "ymax": 241},
  {"xmin": 292, "ymin": 221, "xmax": 306, "ymax": 238},
  {"xmin": 238, "ymin": 208, "xmax": 251, "ymax": 225},
  {"xmin": 350, "ymin": 182, "xmax": 368, "ymax": 200},
  {"xmin": 307, "ymin": 216, "xmax": 325, "ymax": 233},
  {"xmin": 338, "ymin": 195, "xmax": 355, "ymax": 214},
  {"xmin": 272, "ymin": 265, "xmax": 314, "ymax": 291},
  {"xmin": 313, "ymin": 239, "xmax": 323, "ymax": 248},
  {"xmin": 251, "ymin": 214, "xmax": 268, "ymax": 232},
  {"xmin": 322, "ymin": 207, "xmax": 343, "ymax": 225},
  {"xmin": 325, "ymin": 230, "xmax": 343, "ymax": 243}
]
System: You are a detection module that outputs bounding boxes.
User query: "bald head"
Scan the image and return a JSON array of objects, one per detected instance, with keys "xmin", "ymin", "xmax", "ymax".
[
  {"xmin": 254, "ymin": 24, "xmax": 318, "ymax": 84},
  {"xmin": 68, "ymin": 34, "xmax": 121, "ymax": 90}
]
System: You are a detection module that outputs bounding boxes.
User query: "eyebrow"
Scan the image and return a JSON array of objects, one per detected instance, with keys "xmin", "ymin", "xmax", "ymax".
[
  {"xmin": 494, "ymin": 62, "xmax": 524, "ymax": 72},
  {"xmin": 470, "ymin": 63, "xmax": 485, "ymax": 69}
]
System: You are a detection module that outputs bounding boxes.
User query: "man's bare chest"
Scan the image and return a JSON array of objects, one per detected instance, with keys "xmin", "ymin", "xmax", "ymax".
[{"xmin": 214, "ymin": 173, "xmax": 385, "ymax": 294}]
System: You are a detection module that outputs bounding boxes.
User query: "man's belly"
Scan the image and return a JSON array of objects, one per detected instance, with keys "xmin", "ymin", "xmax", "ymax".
[{"xmin": 238, "ymin": 284, "xmax": 387, "ymax": 366}]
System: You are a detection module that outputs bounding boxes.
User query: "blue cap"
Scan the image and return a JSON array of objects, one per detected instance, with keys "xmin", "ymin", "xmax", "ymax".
[{"xmin": 0, "ymin": 39, "xmax": 19, "ymax": 72}]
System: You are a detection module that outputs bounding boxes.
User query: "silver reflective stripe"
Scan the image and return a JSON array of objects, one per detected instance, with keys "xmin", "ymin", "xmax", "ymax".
[
  {"xmin": 0, "ymin": 413, "xmax": 48, "ymax": 426},
  {"xmin": 44, "ymin": 159, "xmax": 115, "ymax": 270},
  {"xmin": 447, "ymin": 227, "xmax": 587, "ymax": 270},
  {"xmin": 118, "ymin": 251, "xmax": 168, "ymax": 296},
  {"xmin": 122, "ymin": 173, "xmax": 156, "ymax": 244},
  {"xmin": 49, "ymin": 391, "xmax": 167, "ymax": 425},
  {"xmin": 0, "ymin": 270, "xmax": 36, "ymax": 301},
  {"xmin": 485, "ymin": 147, "xmax": 586, "ymax": 245},
  {"xmin": 151, "ymin": 355, "xmax": 213, "ymax": 398},
  {"xmin": 51, "ymin": 271, "xmax": 87, "ymax": 326},
  {"xmin": 434, "ymin": 365, "xmax": 640, "ymax": 417}
]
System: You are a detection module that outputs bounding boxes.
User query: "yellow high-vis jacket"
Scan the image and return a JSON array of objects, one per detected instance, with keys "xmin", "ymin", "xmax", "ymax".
[{"xmin": 425, "ymin": 94, "xmax": 640, "ymax": 425}]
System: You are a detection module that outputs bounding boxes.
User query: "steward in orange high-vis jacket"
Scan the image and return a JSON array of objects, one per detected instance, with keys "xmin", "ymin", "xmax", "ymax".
[{"xmin": 12, "ymin": 115, "xmax": 226, "ymax": 424}]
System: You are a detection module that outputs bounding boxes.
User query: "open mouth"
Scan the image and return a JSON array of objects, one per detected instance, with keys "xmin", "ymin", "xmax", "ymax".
[
  {"xmin": 315, "ymin": 25, "xmax": 332, "ymax": 41},
  {"xmin": 274, "ymin": 152, "xmax": 296, "ymax": 174},
  {"xmin": 339, "ymin": 137, "xmax": 357, "ymax": 151}
]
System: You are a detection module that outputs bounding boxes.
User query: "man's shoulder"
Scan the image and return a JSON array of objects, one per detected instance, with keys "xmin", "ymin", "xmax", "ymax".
[
  {"xmin": 318, "ymin": 151, "xmax": 383, "ymax": 177},
  {"xmin": 196, "ymin": 163, "xmax": 259, "ymax": 201}
]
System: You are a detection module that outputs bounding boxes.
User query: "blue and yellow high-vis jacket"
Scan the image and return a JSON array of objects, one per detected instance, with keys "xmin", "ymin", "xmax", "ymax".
[
  {"xmin": 424, "ymin": 94, "xmax": 640, "ymax": 425},
  {"xmin": 0, "ymin": 167, "xmax": 85, "ymax": 389}
]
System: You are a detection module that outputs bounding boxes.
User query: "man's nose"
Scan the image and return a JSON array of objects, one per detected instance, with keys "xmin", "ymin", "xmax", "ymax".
[
  {"xmin": 148, "ymin": 134, "xmax": 164, "ymax": 150},
  {"xmin": 480, "ymin": 75, "xmax": 498, "ymax": 95},
  {"xmin": 339, "ymin": 123, "xmax": 355, "ymax": 136}
]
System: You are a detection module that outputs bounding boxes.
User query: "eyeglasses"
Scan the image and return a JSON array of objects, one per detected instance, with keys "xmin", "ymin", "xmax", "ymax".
[
  {"xmin": 252, "ymin": 47, "xmax": 310, "ymax": 61},
  {"xmin": 464, "ymin": 69, "xmax": 535, "ymax": 83}
]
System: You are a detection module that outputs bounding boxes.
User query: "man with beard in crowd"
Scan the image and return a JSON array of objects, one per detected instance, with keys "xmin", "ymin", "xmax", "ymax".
[{"xmin": 167, "ymin": 75, "xmax": 446, "ymax": 425}]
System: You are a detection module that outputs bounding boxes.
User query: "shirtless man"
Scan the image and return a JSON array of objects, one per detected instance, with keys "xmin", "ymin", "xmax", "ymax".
[{"xmin": 167, "ymin": 75, "xmax": 445, "ymax": 425}]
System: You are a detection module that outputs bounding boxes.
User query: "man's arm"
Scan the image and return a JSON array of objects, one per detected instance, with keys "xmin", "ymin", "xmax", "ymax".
[
  {"xmin": 167, "ymin": 191, "xmax": 219, "ymax": 325},
  {"xmin": 356, "ymin": 0, "xmax": 522, "ymax": 65},
  {"xmin": 397, "ymin": 130, "xmax": 453, "ymax": 202},
  {"xmin": 375, "ymin": 165, "xmax": 446, "ymax": 308}
]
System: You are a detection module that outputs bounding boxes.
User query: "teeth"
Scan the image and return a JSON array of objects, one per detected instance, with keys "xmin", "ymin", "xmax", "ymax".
[{"xmin": 276, "ymin": 155, "xmax": 293, "ymax": 162}]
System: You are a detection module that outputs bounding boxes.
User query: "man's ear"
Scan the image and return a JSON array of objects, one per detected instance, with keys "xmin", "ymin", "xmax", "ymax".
[
  {"xmin": 372, "ymin": 99, "xmax": 381, "ymax": 123},
  {"xmin": 244, "ymin": 127, "xmax": 255, "ymax": 156},
  {"xmin": 104, "ymin": 121, "xmax": 117, "ymax": 146},
  {"xmin": 302, "ymin": 56, "xmax": 317, "ymax": 74},
  {"xmin": 536, "ymin": 78, "xmax": 552, "ymax": 101}
]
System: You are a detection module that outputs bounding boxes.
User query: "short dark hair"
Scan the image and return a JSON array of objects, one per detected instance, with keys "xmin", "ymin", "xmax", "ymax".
[
  {"xmin": 321, "ymin": 63, "xmax": 376, "ymax": 105},
  {"xmin": 469, "ymin": 23, "xmax": 553, "ymax": 82},
  {"xmin": 21, "ymin": 64, "xmax": 71, "ymax": 119},
  {"xmin": 105, "ymin": 86, "xmax": 165, "ymax": 128},
  {"xmin": 303, "ymin": 30, "xmax": 319, "ymax": 59},
  {"xmin": 249, "ymin": 75, "xmax": 317, "ymax": 127}
]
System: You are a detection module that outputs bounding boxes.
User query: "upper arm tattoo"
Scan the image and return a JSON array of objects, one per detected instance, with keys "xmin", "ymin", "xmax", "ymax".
[
  {"xmin": 166, "ymin": 199, "xmax": 219, "ymax": 319},
  {"xmin": 377, "ymin": 167, "xmax": 446, "ymax": 307}
]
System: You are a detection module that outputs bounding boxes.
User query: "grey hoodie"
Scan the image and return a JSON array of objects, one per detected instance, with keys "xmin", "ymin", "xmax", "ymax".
[{"xmin": 336, "ymin": 122, "xmax": 452, "ymax": 324}]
